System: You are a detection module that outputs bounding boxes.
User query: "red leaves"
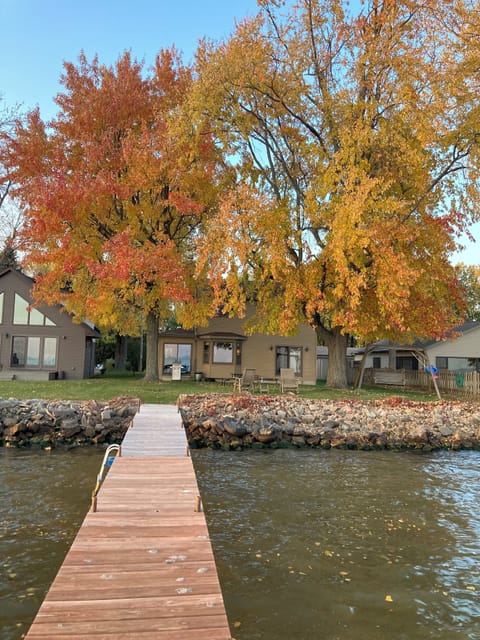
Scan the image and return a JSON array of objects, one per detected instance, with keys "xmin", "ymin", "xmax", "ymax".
[{"xmin": 6, "ymin": 48, "xmax": 221, "ymax": 336}]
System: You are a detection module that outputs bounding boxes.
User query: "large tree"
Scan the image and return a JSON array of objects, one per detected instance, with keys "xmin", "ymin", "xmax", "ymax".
[
  {"xmin": 194, "ymin": 0, "xmax": 480, "ymax": 387},
  {"xmin": 456, "ymin": 263, "xmax": 480, "ymax": 321},
  {"xmin": 0, "ymin": 98, "xmax": 24, "ymax": 256},
  {"xmin": 2, "ymin": 50, "xmax": 222, "ymax": 380}
]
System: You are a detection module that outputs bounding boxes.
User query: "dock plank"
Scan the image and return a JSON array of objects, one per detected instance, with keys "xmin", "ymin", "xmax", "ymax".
[{"xmin": 25, "ymin": 404, "xmax": 232, "ymax": 640}]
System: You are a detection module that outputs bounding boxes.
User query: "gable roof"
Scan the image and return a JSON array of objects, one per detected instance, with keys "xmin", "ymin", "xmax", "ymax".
[{"xmin": 0, "ymin": 268, "xmax": 101, "ymax": 338}]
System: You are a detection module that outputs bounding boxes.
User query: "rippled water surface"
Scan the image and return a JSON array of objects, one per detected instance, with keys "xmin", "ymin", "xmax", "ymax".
[
  {"xmin": 1, "ymin": 447, "xmax": 479, "ymax": 640},
  {"xmin": 193, "ymin": 449, "xmax": 480, "ymax": 640},
  {"xmin": 0, "ymin": 447, "xmax": 103, "ymax": 640}
]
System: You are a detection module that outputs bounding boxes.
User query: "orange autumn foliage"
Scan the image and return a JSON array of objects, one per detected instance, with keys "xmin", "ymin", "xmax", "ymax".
[
  {"xmin": 2, "ymin": 50, "xmax": 223, "ymax": 379},
  {"xmin": 194, "ymin": 0, "xmax": 480, "ymax": 387}
]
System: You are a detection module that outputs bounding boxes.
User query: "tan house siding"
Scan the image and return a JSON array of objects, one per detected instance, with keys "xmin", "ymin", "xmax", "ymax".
[
  {"xmin": 0, "ymin": 269, "xmax": 100, "ymax": 380},
  {"xmin": 158, "ymin": 307, "xmax": 318, "ymax": 385}
]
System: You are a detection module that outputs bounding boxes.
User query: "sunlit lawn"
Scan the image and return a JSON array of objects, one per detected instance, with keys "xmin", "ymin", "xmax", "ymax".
[{"xmin": 0, "ymin": 371, "xmax": 454, "ymax": 404}]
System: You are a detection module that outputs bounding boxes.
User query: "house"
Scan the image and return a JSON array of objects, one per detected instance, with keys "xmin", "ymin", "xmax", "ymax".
[
  {"xmin": 354, "ymin": 321, "xmax": 480, "ymax": 373},
  {"xmin": 158, "ymin": 306, "xmax": 318, "ymax": 384},
  {"xmin": 422, "ymin": 322, "xmax": 480, "ymax": 373},
  {"xmin": 0, "ymin": 269, "xmax": 100, "ymax": 380}
]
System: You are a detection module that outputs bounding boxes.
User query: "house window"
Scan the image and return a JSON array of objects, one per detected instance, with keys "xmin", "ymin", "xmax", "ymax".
[
  {"xmin": 469, "ymin": 358, "xmax": 480, "ymax": 373},
  {"xmin": 435, "ymin": 356, "xmax": 479, "ymax": 372},
  {"xmin": 235, "ymin": 342, "xmax": 242, "ymax": 366},
  {"xmin": 43, "ymin": 337, "xmax": 58, "ymax": 367},
  {"xmin": 203, "ymin": 342, "xmax": 210, "ymax": 364},
  {"xmin": 276, "ymin": 346, "xmax": 302, "ymax": 375},
  {"xmin": 163, "ymin": 343, "xmax": 192, "ymax": 373},
  {"xmin": 27, "ymin": 337, "xmax": 41, "ymax": 365},
  {"xmin": 436, "ymin": 357, "xmax": 448, "ymax": 370},
  {"xmin": 372, "ymin": 357, "xmax": 381, "ymax": 369},
  {"xmin": 213, "ymin": 342, "xmax": 233, "ymax": 364},
  {"xmin": 11, "ymin": 336, "xmax": 58, "ymax": 368},
  {"xmin": 11, "ymin": 337, "xmax": 26, "ymax": 366},
  {"xmin": 13, "ymin": 294, "xmax": 56, "ymax": 326},
  {"xmin": 396, "ymin": 356, "xmax": 417, "ymax": 370}
]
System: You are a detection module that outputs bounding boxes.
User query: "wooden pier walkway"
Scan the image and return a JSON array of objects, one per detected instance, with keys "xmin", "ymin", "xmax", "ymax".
[{"xmin": 25, "ymin": 404, "xmax": 232, "ymax": 640}]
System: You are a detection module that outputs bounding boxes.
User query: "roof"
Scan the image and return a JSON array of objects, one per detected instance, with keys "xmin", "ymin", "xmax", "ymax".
[
  {"xmin": 353, "ymin": 321, "xmax": 480, "ymax": 355},
  {"xmin": 158, "ymin": 328, "xmax": 196, "ymax": 339},
  {"xmin": 197, "ymin": 331, "xmax": 247, "ymax": 341}
]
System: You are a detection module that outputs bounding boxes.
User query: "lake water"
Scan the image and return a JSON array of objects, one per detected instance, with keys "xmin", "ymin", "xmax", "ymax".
[
  {"xmin": 0, "ymin": 447, "xmax": 104, "ymax": 640},
  {"xmin": 192, "ymin": 449, "xmax": 480, "ymax": 640},
  {"xmin": 1, "ymin": 447, "xmax": 479, "ymax": 639}
]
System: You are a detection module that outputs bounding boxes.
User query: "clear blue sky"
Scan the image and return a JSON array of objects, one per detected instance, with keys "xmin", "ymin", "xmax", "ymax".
[{"xmin": 0, "ymin": 0, "xmax": 477, "ymax": 265}]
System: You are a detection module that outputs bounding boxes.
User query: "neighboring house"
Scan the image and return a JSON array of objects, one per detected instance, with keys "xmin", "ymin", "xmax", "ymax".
[
  {"xmin": 158, "ymin": 306, "xmax": 318, "ymax": 384},
  {"xmin": 0, "ymin": 269, "xmax": 100, "ymax": 380},
  {"xmin": 422, "ymin": 322, "xmax": 480, "ymax": 373},
  {"xmin": 354, "ymin": 321, "xmax": 480, "ymax": 373}
]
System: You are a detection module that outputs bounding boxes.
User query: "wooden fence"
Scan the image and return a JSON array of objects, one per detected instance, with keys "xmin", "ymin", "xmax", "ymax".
[{"xmin": 363, "ymin": 368, "xmax": 480, "ymax": 397}]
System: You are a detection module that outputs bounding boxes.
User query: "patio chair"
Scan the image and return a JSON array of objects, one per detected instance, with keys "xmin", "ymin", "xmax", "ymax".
[
  {"xmin": 234, "ymin": 368, "xmax": 256, "ymax": 392},
  {"xmin": 280, "ymin": 368, "xmax": 300, "ymax": 394}
]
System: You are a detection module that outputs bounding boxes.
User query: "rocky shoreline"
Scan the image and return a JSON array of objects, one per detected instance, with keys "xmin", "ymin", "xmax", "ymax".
[
  {"xmin": 178, "ymin": 393, "xmax": 480, "ymax": 451},
  {"xmin": 0, "ymin": 397, "xmax": 140, "ymax": 448},
  {"xmin": 2, "ymin": 393, "xmax": 480, "ymax": 451}
]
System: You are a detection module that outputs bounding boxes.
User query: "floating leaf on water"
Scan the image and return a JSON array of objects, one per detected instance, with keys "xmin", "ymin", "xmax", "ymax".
[
  {"xmin": 385, "ymin": 595, "xmax": 393, "ymax": 602},
  {"xmin": 324, "ymin": 549, "xmax": 333, "ymax": 557},
  {"xmin": 233, "ymin": 621, "xmax": 242, "ymax": 628},
  {"xmin": 339, "ymin": 571, "xmax": 349, "ymax": 577},
  {"xmin": 466, "ymin": 585, "xmax": 476, "ymax": 591},
  {"xmin": 255, "ymin": 553, "xmax": 262, "ymax": 558}
]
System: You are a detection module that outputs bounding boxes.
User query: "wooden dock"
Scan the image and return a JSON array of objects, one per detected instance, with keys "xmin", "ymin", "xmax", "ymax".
[{"xmin": 25, "ymin": 404, "xmax": 232, "ymax": 640}]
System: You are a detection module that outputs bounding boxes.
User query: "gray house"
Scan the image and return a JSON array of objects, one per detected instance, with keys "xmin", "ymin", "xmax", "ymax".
[
  {"xmin": 0, "ymin": 269, "xmax": 100, "ymax": 380},
  {"xmin": 354, "ymin": 322, "xmax": 480, "ymax": 373}
]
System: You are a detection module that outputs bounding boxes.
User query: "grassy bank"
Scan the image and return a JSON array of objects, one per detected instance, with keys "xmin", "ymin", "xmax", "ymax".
[{"xmin": 0, "ymin": 371, "xmax": 446, "ymax": 404}]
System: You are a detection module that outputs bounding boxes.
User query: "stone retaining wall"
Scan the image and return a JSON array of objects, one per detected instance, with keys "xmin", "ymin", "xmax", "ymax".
[
  {"xmin": 4, "ymin": 393, "xmax": 480, "ymax": 451},
  {"xmin": 178, "ymin": 394, "xmax": 480, "ymax": 451},
  {"xmin": 0, "ymin": 396, "xmax": 140, "ymax": 448}
]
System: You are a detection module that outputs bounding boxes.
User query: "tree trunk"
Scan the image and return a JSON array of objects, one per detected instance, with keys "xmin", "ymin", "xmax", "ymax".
[
  {"xmin": 144, "ymin": 312, "xmax": 159, "ymax": 381},
  {"xmin": 138, "ymin": 331, "xmax": 144, "ymax": 373},
  {"xmin": 323, "ymin": 327, "xmax": 349, "ymax": 389},
  {"xmin": 114, "ymin": 334, "xmax": 128, "ymax": 370}
]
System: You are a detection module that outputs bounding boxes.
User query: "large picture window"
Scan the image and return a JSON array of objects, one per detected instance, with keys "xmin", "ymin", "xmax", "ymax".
[
  {"xmin": 436, "ymin": 356, "xmax": 480, "ymax": 372},
  {"xmin": 11, "ymin": 336, "xmax": 58, "ymax": 368},
  {"xmin": 276, "ymin": 346, "xmax": 302, "ymax": 375},
  {"xmin": 163, "ymin": 343, "xmax": 192, "ymax": 374},
  {"xmin": 213, "ymin": 342, "xmax": 233, "ymax": 364}
]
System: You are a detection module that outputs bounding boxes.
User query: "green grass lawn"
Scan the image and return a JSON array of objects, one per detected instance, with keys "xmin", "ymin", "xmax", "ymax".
[{"xmin": 0, "ymin": 371, "xmax": 448, "ymax": 404}]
